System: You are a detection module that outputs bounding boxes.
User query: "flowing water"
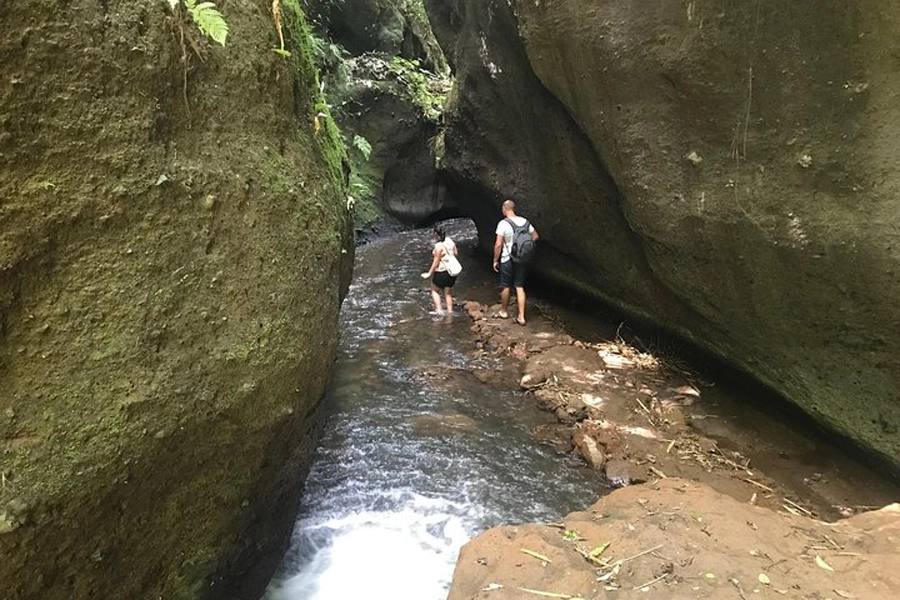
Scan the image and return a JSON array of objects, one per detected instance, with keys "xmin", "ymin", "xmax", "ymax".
[
  {"xmin": 263, "ymin": 221, "xmax": 608, "ymax": 600},
  {"xmin": 263, "ymin": 220, "xmax": 900, "ymax": 599}
]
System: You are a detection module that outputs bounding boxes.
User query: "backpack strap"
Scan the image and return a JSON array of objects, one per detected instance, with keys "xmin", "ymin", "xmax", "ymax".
[{"xmin": 505, "ymin": 217, "xmax": 528, "ymax": 232}]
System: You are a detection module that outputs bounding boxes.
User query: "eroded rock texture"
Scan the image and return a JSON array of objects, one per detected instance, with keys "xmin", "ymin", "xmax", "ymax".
[
  {"xmin": 0, "ymin": 2, "xmax": 352, "ymax": 598},
  {"xmin": 448, "ymin": 479, "xmax": 900, "ymax": 599},
  {"xmin": 426, "ymin": 0, "xmax": 900, "ymax": 468},
  {"xmin": 304, "ymin": 0, "xmax": 453, "ymax": 227}
]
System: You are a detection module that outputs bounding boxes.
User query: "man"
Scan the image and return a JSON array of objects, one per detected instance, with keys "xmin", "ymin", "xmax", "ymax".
[{"xmin": 492, "ymin": 199, "xmax": 539, "ymax": 325}]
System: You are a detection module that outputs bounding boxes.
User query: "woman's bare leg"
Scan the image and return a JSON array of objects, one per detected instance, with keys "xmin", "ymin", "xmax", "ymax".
[{"xmin": 430, "ymin": 284, "xmax": 443, "ymax": 313}]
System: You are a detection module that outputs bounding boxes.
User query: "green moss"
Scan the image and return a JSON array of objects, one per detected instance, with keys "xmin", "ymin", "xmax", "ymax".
[
  {"xmin": 387, "ymin": 56, "xmax": 449, "ymax": 122},
  {"xmin": 258, "ymin": 152, "xmax": 306, "ymax": 196},
  {"xmin": 350, "ymin": 198, "xmax": 383, "ymax": 230},
  {"xmin": 281, "ymin": 0, "xmax": 348, "ymax": 198},
  {"xmin": 347, "ymin": 167, "xmax": 385, "ymax": 229}
]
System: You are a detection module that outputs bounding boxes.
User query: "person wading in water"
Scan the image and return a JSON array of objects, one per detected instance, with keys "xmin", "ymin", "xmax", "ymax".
[{"xmin": 421, "ymin": 225, "xmax": 459, "ymax": 316}]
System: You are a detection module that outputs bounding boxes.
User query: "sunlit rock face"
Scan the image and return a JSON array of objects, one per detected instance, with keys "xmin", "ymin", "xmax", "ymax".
[{"xmin": 426, "ymin": 0, "xmax": 900, "ymax": 469}]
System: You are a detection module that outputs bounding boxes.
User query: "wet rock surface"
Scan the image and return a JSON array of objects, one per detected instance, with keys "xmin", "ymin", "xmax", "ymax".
[{"xmin": 0, "ymin": 3, "xmax": 352, "ymax": 599}]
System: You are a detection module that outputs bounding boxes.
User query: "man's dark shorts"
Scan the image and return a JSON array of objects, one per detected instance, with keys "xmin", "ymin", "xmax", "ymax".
[
  {"xmin": 499, "ymin": 260, "xmax": 527, "ymax": 289},
  {"xmin": 433, "ymin": 271, "xmax": 457, "ymax": 288}
]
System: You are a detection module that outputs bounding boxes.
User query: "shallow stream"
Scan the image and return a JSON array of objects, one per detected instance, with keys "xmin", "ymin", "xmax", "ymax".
[
  {"xmin": 263, "ymin": 220, "xmax": 898, "ymax": 599},
  {"xmin": 263, "ymin": 221, "xmax": 607, "ymax": 600}
]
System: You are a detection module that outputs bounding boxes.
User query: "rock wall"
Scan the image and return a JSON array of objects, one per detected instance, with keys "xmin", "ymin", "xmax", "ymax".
[
  {"xmin": 333, "ymin": 59, "xmax": 452, "ymax": 226},
  {"xmin": 0, "ymin": 1, "xmax": 353, "ymax": 599},
  {"xmin": 304, "ymin": 0, "xmax": 448, "ymax": 72},
  {"xmin": 426, "ymin": 0, "xmax": 900, "ymax": 469},
  {"xmin": 304, "ymin": 0, "xmax": 454, "ymax": 228}
]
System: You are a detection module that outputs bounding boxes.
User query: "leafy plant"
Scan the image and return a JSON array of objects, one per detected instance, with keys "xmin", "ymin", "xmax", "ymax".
[
  {"xmin": 387, "ymin": 56, "xmax": 448, "ymax": 121},
  {"xmin": 167, "ymin": 0, "xmax": 229, "ymax": 46},
  {"xmin": 308, "ymin": 32, "xmax": 349, "ymax": 70},
  {"xmin": 351, "ymin": 135, "xmax": 372, "ymax": 161},
  {"xmin": 349, "ymin": 172, "xmax": 375, "ymax": 203},
  {"xmin": 347, "ymin": 172, "xmax": 383, "ymax": 228}
]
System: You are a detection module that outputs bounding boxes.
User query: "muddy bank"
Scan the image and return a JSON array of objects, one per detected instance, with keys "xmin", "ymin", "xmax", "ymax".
[{"xmin": 446, "ymin": 301, "xmax": 900, "ymax": 598}]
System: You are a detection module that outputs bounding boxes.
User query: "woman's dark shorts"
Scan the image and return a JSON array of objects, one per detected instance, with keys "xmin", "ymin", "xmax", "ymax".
[
  {"xmin": 433, "ymin": 271, "xmax": 457, "ymax": 288},
  {"xmin": 499, "ymin": 260, "xmax": 527, "ymax": 288}
]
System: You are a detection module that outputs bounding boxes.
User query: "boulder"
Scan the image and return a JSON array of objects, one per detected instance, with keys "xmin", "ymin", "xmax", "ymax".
[
  {"xmin": 447, "ymin": 479, "xmax": 900, "ymax": 600},
  {"xmin": 0, "ymin": 2, "xmax": 353, "ymax": 599}
]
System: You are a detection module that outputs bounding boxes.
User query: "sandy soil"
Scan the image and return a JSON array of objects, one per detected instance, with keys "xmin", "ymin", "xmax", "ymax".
[
  {"xmin": 445, "ymin": 301, "xmax": 900, "ymax": 600},
  {"xmin": 448, "ymin": 478, "xmax": 900, "ymax": 600}
]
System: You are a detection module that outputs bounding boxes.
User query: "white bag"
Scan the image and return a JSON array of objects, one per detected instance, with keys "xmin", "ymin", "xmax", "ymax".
[{"xmin": 442, "ymin": 242, "xmax": 462, "ymax": 276}]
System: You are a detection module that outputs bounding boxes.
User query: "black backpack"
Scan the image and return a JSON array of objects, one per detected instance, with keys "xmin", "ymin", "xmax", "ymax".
[{"xmin": 506, "ymin": 218, "xmax": 535, "ymax": 264}]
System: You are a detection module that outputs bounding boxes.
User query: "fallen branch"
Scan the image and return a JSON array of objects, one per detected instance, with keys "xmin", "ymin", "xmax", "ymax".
[
  {"xmin": 517, "ymin": 587, "xmax": 580, "ymax": 599},
  {"xmin": 743, "ymin": 478, "xmax": 774, "ymax": 493},
  {"xmin": 730, "ymin": 577, "xmax": 749, "ymax": 600},
  {"xmin": 521, "ymin": 548, "xmax": 552, "ymax": 563},
  {"xmin": 649, "ymin": 466, "xmax": 667, "ymax": 479},
  {"xmin": 616, "ymin": 544, "xmax": 664, "ymax": 565},
  {"xmin": 633, "ymin": 573, "xmax": 668, "ymax": 591},
  {"xmin": 782, "ymin": 497, "xmax": 813, "ymax": 516},
  {"xmin": 714, "ymin": 447, "xmax": 752, "ymax": 472}
]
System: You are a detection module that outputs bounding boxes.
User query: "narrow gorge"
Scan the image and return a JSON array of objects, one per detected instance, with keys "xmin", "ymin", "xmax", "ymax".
[{"xmin": 1, "ymin": 1, "xmax": 898, "ymax": 599}]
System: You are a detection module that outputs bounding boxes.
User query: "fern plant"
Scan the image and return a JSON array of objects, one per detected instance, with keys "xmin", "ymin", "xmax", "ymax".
[
  {"xmin": 351, "ymin": 135, "xmax": 372, "ymax": 161},
  {"xmin": 167, "ymin": 0, "xmax": 229, "ymax": 46}
]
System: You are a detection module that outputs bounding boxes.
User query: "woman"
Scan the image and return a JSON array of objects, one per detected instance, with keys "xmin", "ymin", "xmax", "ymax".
[{"xmin": 420, "ymin": 225, "xmax": 459, "ymax": 315}]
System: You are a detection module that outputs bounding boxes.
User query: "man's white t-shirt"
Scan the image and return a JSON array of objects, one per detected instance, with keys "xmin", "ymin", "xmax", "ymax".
[{"xmin": 495, "ymin": 217, "xmax": 534, "ymax": 263}]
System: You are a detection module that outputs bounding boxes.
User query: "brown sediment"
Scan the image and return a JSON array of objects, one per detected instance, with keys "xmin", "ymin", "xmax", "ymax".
[
  {"xmin": 461, "ymin": 299, "xmax": 898, "ymax": 519},
  {"xmin": 448, "ymin": 300, "xmax": 900, "ymax": 599}
]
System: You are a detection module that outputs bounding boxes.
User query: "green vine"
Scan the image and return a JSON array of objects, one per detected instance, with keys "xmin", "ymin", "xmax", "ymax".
[{"xmin": 280, "ymin": 0, "xmax": 349, "ymax": 198}]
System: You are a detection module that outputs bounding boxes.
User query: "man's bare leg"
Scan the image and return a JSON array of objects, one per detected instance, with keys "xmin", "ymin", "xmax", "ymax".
[
  {"xmin": 499, "ymin": 287, "xmax": 511, "ymax": 318},
  {"xmin": 515, "ymin": 287, "xmax": 527, "ymax": 324}
]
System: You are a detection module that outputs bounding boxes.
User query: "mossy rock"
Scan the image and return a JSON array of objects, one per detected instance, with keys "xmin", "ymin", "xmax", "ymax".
[{"xmin": 0, "ymin": 1, "xmax": 353, "ymax": 599}]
